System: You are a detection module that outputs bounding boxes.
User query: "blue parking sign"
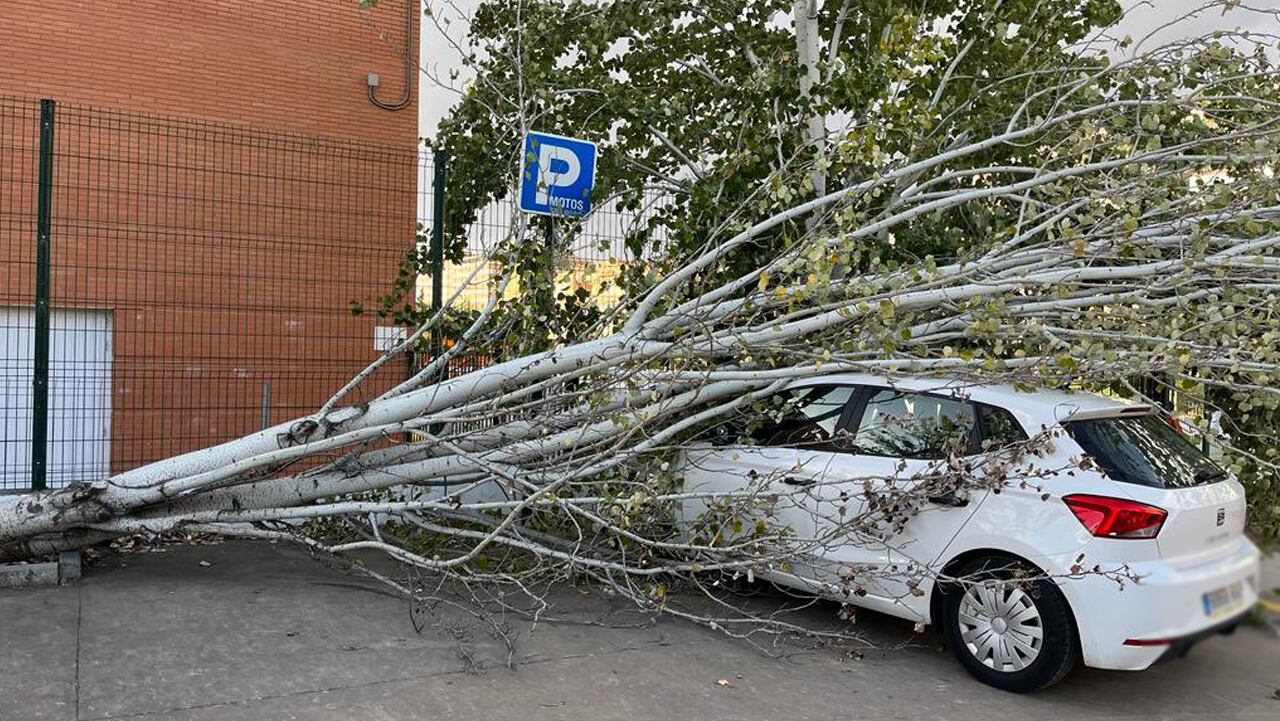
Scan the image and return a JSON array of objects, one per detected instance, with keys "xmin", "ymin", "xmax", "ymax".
[{"xmin": 518, "ymin": 131, "xmax": 597, "ymax": 218}]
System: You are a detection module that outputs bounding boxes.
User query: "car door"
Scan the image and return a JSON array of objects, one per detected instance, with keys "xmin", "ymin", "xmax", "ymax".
[
  {"xmin": 676, "ymin": 384, "xmax": 859, "ymax": 586},
  {"xmin": 798, "ymin": 387, "xmax": 994, "ymax": 616}
]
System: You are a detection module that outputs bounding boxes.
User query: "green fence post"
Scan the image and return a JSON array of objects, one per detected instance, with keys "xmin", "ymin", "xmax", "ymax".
[
  {"xmin": 430, "ymin": 150, "xmax": 446, "ymax": 320},
  {"xmin": 31, "ymin": 99, "xmax": 55, "ymax": 492},
  {"xmin": 428, "ymin": 150, "xmax": 447, "ymax": 437},
  {"xmin": 430, "ymin": 150, "xmax": 447, "ymax": 356}
]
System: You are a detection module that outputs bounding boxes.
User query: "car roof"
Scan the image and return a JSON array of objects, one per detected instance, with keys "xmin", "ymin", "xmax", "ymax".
[{"xmin": 785, "ymin": 373, "xmax": 1151, "ymax": 424}]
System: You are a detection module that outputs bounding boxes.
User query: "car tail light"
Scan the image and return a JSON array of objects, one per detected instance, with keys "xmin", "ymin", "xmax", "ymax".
[{"xmin": 1063, "ymin": 494, "xmax": 1167, "ymax": 539}]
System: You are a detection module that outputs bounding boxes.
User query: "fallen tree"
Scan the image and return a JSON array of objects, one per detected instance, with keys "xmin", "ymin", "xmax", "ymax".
[{"xmin": 3, "ymin": 1, "xmax": 1278, "ymax": 638}]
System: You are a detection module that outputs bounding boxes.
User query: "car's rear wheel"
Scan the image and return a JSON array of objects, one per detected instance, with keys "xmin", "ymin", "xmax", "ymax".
[{"xmin": 942, "ymin": 555, "xmax": 1079, "ymax": 693}]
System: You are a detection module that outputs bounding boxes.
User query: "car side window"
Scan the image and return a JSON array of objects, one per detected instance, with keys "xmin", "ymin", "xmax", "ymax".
[
  {"xmin": 849, "ymin": 390, "xmax": 976, "ymax": 459},
  {"xmin": 751, "ymin": 385, "xmax": 855, "ymax": 450},
  {"xmin": 977, "ymin": 404, "xmax": 1029, "ymax": 449}
]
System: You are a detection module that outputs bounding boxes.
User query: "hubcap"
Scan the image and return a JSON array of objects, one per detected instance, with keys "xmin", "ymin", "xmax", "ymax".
[{"xmin": 957, "ymin": 581, "xmax": 1044, "ymax": 672}]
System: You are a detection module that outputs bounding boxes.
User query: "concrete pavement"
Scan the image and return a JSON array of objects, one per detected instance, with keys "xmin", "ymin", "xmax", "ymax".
[{"xmin": 1, "ymin": 540, "xmax": 1277, "ymax": 721}]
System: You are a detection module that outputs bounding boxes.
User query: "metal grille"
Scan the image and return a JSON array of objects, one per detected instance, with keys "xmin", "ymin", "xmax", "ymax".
[
  {"xmin": 417, "ymin": 175, "xmax": 668, "ymax": 319},
  {"xmin": 2, "ymin": 95, "xmax": 663, "ymax": 491},
  {"xmin": 0, "ymin": 97, "xmax": 419, "ymax": 490}
]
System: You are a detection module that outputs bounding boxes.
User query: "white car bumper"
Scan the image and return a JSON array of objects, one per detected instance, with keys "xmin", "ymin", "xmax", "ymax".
[{"xmin": 1052, "ymin": 537, "xmax": 1261, "ymax": 671}]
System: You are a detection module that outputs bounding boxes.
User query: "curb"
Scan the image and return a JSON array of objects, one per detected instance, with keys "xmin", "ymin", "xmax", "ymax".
[{"xmin": 0, "ymin": 550, "xmax": 80, "ymax": 588}]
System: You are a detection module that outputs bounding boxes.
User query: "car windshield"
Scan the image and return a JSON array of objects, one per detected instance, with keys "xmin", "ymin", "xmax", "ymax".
[{"xmin": 1064, "ymin": 414, "xmax": 1225, "ymax": 489}]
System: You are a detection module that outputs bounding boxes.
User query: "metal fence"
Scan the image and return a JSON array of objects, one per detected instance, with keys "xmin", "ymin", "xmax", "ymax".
[
  {"xmin": 1, "ymin": 97, "xmax": 420, "ymax": 490},
  {"xmin": 1, "ymin": 95, "xmax": 662, "ymax": 492},
  {"xmin": 417, "ymin": 168, "xmax": 668, "ymax": 320}
]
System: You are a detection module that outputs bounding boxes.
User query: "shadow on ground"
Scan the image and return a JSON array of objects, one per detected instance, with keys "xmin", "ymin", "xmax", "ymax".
[{"xmin": 2, "ymin": 540, "xmax": 1277, "ymax": 721}]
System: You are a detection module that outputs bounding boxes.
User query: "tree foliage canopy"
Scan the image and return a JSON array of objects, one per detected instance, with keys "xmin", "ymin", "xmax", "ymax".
[
  {"xmin": 417, "ymin": 0, "xmax": 1280, "ymax": 536},
  {"xmin": 436, "ymin": 0, "xmax": 1121, "ymax": 266}
]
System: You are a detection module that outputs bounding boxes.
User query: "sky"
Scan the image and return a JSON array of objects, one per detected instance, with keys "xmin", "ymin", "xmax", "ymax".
[
  {"xmin": 415, "ymin": 0, "xmax": 1279, "ymax": 141},
  {"xmin": 417, "ymin": 0, "xmax": 479, "ymax": 141}
]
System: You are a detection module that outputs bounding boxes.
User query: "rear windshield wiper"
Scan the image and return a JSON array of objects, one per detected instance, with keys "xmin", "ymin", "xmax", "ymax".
[{"xmin": 1194, "ymin": 468, "xmax": 1228, "ymax": 484}]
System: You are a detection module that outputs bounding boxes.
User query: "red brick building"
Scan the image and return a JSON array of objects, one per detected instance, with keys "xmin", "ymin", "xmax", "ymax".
[
  {"xmin": 1, "ymin": 0, "xmax": 419, "ymax": 144},
  {"xmin": 0, "ymin": 1, "xmax": 422, "ymax": 487}
]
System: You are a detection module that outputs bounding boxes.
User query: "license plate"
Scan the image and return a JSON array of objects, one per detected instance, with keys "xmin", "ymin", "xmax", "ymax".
[{"xmin": 1202, "ymin": 580, "xmax": 1245, "ymax": 618}]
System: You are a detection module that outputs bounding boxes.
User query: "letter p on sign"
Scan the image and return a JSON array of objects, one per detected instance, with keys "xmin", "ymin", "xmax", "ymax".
[{"xmin": 518, "ymin": 132, "xmax": 597, "ymax": 218}]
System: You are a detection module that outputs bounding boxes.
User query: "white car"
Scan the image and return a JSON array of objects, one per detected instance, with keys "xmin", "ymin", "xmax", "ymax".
[{"xmin": 675, "ymin": 375, "xmax": 1261, "ymax": 692}]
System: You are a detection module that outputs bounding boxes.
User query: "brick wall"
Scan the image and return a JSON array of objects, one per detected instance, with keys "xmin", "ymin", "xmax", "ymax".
[
  {"xmin": 0, "ymin": 0, "xmax": 419, "ymax": 145},
  {"xmin": 0, "ymin": 2, "xmax": 421, "ymax": 483}
]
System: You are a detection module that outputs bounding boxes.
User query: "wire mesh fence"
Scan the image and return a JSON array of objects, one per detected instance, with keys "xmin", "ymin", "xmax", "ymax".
[
  {"xmin": 416, "ymin": 183, "xmax": 669, "ymax": 320},
  {"xmin": 1, "ymin": 96, "xmax": 420, "ymax": 490},
  {"xmin": 2, "ymin": 95, "xmax": 663, "ymax": 491}
]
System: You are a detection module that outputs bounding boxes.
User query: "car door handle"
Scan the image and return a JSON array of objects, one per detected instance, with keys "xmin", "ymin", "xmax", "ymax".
[
  {"xmin": 782, "ymin": 476, "xmax": 815, "ymax": 487},
  {"xmin": 927, "ymin": 492, "xmax": 969, "ymax": 507}
]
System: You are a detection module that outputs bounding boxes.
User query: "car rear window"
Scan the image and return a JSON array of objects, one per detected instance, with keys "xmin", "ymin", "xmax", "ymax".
[{"xmin": 1064, "ymin": 414, "xmax": 1225, "ymax": 489}]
